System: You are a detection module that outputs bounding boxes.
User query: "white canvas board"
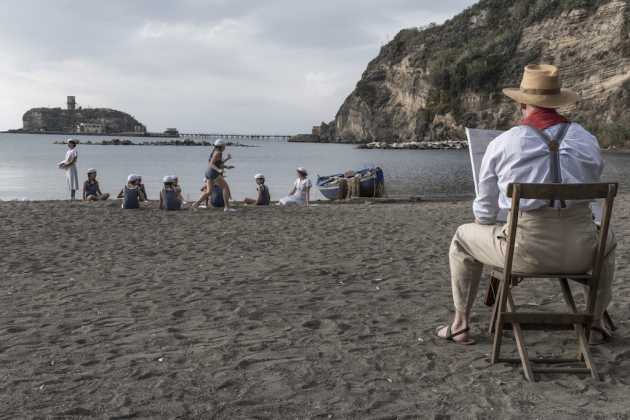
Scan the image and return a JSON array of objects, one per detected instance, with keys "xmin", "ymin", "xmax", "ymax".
[
  {"xmin": 465, "ymin": 128, "xmax": 504, "ymax": 196},
  {"xmin": 465, "ymin": 128, "xmax": 507, "ymax": 222}
]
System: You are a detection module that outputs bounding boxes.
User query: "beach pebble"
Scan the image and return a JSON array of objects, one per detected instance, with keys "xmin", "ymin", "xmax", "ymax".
[
  {"xmin": 417, "ymin": 337, "xmax": 424, "ymax": 343},
  {"xmin": 158, "ymin": 357, "xmax": 164, "ymax": 362},
  {"xmin": 375, "ymin": 286, "xmax": 380, "ymax": 291}
]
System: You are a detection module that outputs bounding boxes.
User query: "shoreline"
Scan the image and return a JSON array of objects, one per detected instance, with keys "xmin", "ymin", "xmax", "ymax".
[{"xmin": 0, "ymin": 194, "xmax": 475, "ymax": 205}]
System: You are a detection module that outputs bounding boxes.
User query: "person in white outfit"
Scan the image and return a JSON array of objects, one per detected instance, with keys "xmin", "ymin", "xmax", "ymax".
[
  {"xmin": 57, "ymin": 139, "xmax": 79, "ymax": 200},
  {"xmin": 279, "ymin": 167, "xmax": 311, "ymax": 206}
]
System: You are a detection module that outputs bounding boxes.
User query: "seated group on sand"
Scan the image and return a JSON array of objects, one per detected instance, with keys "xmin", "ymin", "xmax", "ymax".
[{"xmin": 62, "ymin": 137, "xmax": 312, "ymax": 210}]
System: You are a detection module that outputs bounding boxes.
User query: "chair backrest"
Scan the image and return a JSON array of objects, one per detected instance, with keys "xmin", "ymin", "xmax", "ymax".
[
  {"xmin": 504, "ymin": 182, "xmax": 618, "ymax": 315},
  {"xmin": 507, "ymin": 183, "xmax": 617, "ymax": 201}
]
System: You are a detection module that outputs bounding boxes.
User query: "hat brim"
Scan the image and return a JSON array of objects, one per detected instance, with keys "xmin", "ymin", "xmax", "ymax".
[{"xmin": 502, "ymin": 88, "xmax": 579, "ymax": 108}]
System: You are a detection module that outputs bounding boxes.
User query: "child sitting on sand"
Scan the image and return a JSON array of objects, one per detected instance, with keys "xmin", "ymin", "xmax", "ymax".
[
  {"xmin": 120, "ymin": 174, "xmax": 146, "ymax": 209},
  {"xmin": 244, "ymin": 173, "xmax": 271, "ymax": 205},
  {"xmin": 159, "ymin": 175, "xmax": 184, "ymax": 210},
  {"xmin": 136, "ymin": 175, "xmax": 148, "ymax": 201},
  {"xmin": 82, "ymin": 168, "xmax": 110, "ymax": 201}
]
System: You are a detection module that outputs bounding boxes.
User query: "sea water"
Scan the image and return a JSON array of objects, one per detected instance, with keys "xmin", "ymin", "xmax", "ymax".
[{"xmin": 0, "ymin": 133, "xmax": 628, "ymax": 201}]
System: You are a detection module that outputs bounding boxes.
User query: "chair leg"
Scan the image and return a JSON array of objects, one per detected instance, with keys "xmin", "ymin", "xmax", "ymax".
[
  {"xmin": 491, "ymin": 273, "xmax": 511, "ymax": 364},
  {"xmin": 560, "ymin": 278, "xmax": 601, "ymax": 381},
  {"xmin": 507, "ymin": 292, "xmax": 535, "ymax": 382},
  {"xmin": 489, "ymin": 290, "xmax": 499, "ymax": 334},
  {"xmin": 577, "ymin": 325, "xmax": 600, "ymax": 381},
  {"xmin": 604, "ymin": 310, "xmax": 616, "ymax": 332}
]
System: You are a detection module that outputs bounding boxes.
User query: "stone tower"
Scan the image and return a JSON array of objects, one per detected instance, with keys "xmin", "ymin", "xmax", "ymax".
[{"xmin": 67, "ymin": 96, "xmax": 76, "ymax": 111}]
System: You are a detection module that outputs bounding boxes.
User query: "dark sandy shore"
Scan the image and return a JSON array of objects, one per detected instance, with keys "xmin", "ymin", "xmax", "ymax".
[{"xmin": 0, "ymin": 198, "xmax": 629, "ymax": 419}]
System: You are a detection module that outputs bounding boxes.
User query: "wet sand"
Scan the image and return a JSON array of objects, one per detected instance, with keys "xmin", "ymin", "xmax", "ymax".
[{"xmin": 0, "ymin": 198, "xmax": 629, "ymax": 419}]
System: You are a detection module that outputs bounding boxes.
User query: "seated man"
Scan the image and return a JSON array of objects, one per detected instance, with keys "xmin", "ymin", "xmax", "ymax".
[{"xmin": 436, "ymin": 64, "xmax": 616, "ymax": 345}]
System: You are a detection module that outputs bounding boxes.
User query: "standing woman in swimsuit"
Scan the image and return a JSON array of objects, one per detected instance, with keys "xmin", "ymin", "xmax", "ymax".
[{"xmin": 193, "ymin": 139, "xmax": 235, "ymax": 211}]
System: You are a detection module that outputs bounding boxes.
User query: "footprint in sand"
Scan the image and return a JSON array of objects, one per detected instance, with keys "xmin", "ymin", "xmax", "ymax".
[{"xmin": 302, "ymin": 319, "xmax": 321, "ymax": 329}]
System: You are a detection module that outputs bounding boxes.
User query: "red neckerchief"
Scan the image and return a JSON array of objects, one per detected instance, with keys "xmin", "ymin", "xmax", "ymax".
[{"xmin": 519, "ymin": 107, "xmax": 569, "ymax": 130}]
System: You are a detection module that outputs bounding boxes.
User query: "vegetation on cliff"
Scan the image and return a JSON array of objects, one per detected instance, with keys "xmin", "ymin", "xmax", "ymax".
[{"xmin": 318, "ymin": 0, "xmax": 630, "ymax": 147}]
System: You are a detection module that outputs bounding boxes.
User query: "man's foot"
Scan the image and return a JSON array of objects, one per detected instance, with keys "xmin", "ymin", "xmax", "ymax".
[
  {"xmin": 435, "ymin": 324, "xmax": 475, "ymax": 345},
  {"xmin": 224, "ymin": 208, "xmax": 237, "ymax": 212}
]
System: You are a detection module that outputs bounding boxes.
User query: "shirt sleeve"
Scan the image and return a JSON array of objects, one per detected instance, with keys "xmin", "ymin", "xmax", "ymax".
[{"xmin": 473, "ymin": 140, "xmax": 501, "ymax": 224}]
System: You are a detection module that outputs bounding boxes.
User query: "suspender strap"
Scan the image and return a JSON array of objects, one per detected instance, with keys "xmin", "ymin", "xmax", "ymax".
[{"xmin": 521, "ymin": 123, "xmax": 571, "ymax": 207}]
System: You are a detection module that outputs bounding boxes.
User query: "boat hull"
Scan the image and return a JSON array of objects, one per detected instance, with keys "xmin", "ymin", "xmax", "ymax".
[{"xmin": 317, "ymin": 167, "xmax": 384, "ymax": 200}]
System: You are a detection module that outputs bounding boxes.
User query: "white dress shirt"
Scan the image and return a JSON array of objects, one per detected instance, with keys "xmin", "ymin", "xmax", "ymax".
[{"xmin": 473, "ymin": 123, "xmax": 603, "ymax": 224}]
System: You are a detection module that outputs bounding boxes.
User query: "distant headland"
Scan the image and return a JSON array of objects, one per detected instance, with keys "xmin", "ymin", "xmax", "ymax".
[{"xmin": 6, "ymin": 96, "xmax": 178, "ymax": 138}]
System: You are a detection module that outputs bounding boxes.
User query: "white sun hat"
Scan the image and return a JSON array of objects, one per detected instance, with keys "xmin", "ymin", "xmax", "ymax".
[
  {"xmin": 254, "ymin": 173, "xmax": 265, "ymax": 179},
  {"xmin": 214, "ymin": 139, "xmax": 225, "ymax": 147},
  {"xmin": 296, "ymin": 167, "xmax": 308, "ymax": 176}
]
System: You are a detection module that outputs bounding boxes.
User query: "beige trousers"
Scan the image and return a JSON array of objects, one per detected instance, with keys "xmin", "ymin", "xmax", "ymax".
[{"xmin": 449, "ymin": 204, "xmax": 616, "ymax": 320}]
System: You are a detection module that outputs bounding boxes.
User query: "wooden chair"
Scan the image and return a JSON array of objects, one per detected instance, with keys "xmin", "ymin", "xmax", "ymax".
[{"xmin": 488, "ymin": 182, "xmax": 617, "ymax": 382}]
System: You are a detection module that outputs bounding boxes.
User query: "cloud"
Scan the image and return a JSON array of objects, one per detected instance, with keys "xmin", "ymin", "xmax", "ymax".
[{"xmin": 0, "ymin": 0, "xmax": 476, "ymax": 133}]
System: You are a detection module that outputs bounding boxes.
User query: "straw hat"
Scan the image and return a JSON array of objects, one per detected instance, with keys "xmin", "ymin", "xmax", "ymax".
[{"xmin": 503, "ymin": 64, "xmax": 579, "ymax": 108}]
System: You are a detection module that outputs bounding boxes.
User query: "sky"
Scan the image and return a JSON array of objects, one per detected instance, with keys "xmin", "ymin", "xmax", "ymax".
[{"xmin": 0, "ymin": 0, "xmax": 476, "ymax": 134}]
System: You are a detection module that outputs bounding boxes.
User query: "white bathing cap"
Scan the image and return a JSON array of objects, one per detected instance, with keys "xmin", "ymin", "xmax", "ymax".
[
  {"xmin": 87, "ymin": 168, "xmax": 97, "ymax": 174},
  {"xmin": 254, "ymin": 173, "xmax": 265, "ymax": 179},
  {"xmin": 127, "ymin": 174, "xmax": 137, "ymax": 182},
  {"xmin": 214, "ymin": 139, "xmax": 225, "ymax": 146}
]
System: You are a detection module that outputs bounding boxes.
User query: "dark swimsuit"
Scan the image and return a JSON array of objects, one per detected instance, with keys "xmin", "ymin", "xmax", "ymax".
[
  {"xmin": 84, "ymin": 181, "xmax": 98, "ymax": 196},
  {"xmin": 163, "ymin": 187, "xmax": 181, "ymax": 210},
  {"xmin": 123, "ymin": 186, "xmax": 140, "ymax": 209},
  {"xmin": 205, "ymin": 151, "xmax": 223, "ymax": 181},
  {"xmin": 257, "ymin": 185, "xmax": 271, "ymax": 206}
]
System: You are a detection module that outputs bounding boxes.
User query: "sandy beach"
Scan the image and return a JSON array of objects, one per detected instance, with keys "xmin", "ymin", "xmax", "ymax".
[{"xmin": 1, "ymin": 198, "xmax": 629, "ymax": 419}]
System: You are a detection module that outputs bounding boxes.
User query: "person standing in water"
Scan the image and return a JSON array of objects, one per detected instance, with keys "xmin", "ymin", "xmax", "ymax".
[
  {"xmin": 192, "ymin": 139, "xmax": 235, "ymax": 211},
  {"xmin": 57, "ymin": 139, "xmax": 79, "ymax": 200}
]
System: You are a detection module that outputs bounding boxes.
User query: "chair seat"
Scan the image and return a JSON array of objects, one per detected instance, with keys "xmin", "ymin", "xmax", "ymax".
[{"xmin": 490, "ymin": 267, "xmax": 592, "ymax": 281}]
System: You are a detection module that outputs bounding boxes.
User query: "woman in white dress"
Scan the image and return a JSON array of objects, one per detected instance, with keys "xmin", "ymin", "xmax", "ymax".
[
  {"xmin": 57, "ymin": 139, "xmax": 79, "ymax": 201},
  {"xmin": 279, "ymin": 167, "xmax": 311, "ymax": 206}
]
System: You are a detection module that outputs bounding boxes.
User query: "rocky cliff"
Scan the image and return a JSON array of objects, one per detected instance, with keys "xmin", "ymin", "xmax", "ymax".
[
  {"xmin": 22, "ymin": 107, "xmax": 145, "ymax": 134},
  {"xmin": 317, "ymin": 0, "xmax": 630, "ymax": 146}
]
